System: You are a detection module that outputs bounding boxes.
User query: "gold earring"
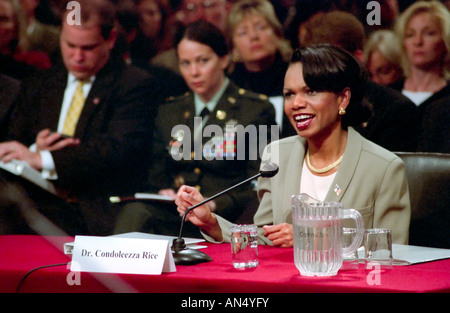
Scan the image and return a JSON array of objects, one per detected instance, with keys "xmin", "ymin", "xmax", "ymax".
[{"xmin": 338, "ymin": 107, "xmax": 346, "ymax": 115}]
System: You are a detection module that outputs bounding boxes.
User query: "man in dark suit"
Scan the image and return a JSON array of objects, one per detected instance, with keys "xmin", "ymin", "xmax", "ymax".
[
  {"xmin": 0, "ymin": 74, "xmax": 20, "ymax": 141},
  {"xmin": 0, "ymin": 0, "xmax": 157, "ymax": 236}
]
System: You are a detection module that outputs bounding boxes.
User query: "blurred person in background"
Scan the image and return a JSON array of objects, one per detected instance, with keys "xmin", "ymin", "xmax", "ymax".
[
  {"xmin": 0, "ymin": 74, "xmax": 20, "ymax": 141},
  {"xmin": 113, "ymin": 0, "xmax": 188, "ymax": 100},
  {"xmin": 19, "ymin": 0, "xmax": 60, "ymax": 61},
  {"xmin": 392, "ymin": 1, "xmax": 450, "ymax": 108},
  {"xmin": 393, "ymin": 1, "xmax": 450, "ymax": 152},
  {"xmin": 364, "ymin": 30, "xmax": 404, "ymax": 86},
  {"xmin": 0, "ymin": 0, "xmax": 51, "ymax": 78},
  {"xmin": 226, "ymin": 0, "xmax": 294, "ymax": 137},
  {"xmin": 126, "ymin": 0, "xmax": 172, "ymax": 63},
  {"xmin": 151, "ymin": 0, "xmax": 231, "ymax": 73}
]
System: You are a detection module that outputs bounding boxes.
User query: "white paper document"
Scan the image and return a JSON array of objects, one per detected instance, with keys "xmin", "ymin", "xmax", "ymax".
[
  {"xmin": 0, "ymin": 159, "xmax": 57, "ymax": 194},
  {"xmin": 134, "ymin": 193, "xmax": 174, "ymax": 202},
  {"xmin": 392, "ymin": 244, "xmax": 450, "ymax": 264},
  {"xmin": 358, "ymin": 244, "xmax": 450, "ymax": 265}
]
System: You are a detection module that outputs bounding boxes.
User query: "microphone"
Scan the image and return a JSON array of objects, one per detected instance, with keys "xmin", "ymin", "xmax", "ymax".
[{"xmin": 172, "ymin": 162, "xmax": 279, "ymax": 265}]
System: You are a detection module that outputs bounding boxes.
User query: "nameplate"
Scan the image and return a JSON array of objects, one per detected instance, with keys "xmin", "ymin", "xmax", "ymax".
[{"xmin": 70, "ymin": 236, "xmax": 176, "ymax": 275}]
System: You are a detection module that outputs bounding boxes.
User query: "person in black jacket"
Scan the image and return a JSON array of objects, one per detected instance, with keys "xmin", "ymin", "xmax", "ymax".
[
  {"xmin": 0, "ymin": 74, "xmax": 20, "ymax": 141},
  {"xmin": 0, "ymin": 0, "xmax": 158, "ymax": 236}
]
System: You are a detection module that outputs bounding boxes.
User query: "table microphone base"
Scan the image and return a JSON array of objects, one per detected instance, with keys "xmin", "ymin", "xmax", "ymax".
[{"xmin": 172, "ymin": 238, "xmax": 212, "ymax": 265}]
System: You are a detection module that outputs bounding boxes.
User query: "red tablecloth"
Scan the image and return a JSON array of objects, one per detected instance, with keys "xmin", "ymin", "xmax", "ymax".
[{"xmin": 1, "ymin": 235, "xmax": 449, "ymax": 293}]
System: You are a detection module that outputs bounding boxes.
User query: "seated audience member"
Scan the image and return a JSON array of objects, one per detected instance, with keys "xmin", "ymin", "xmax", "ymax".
[
  {"xmin": 0, "ymin": 52, "xmax": 36, "ymax": 80},
  {"xmin": 177, "ymin": 45, "xmax": 411, "ymax": 245},
  {"xmin": 19, "ymin": 0, "xmax": 60, "ymax": 62},
  {"xmin": 0, "ymin": 0, "xmax": 52, "ymax": 70},
  {"xmin": 393, "ymin": 1, "xmax": 450, "ymax": 102},
  {"xmin": 151, "ymin": 0, "xmax": 231, "ymax": 74},
  {"xmin": 417, "ymin": 96, "xmax": 450, "ymax": 153},
  {"xmin": 363, "ymin": 30, "xmax": 404, "ymax": 86},
  {"xmin": 354, "ymin": 0, "xmax": 400, "ymax": 35},
  {"xmin": 0, "ymin": 74, "xmax": 20, "ymax": 140},
  {"xmin": 127, "ymin": 0, "xmax": 172, "ymax": 63},
  {"xmin": 301, "ymin": 10, "xmax": 419, "ymax": 152},
  {"xmin": 113, "ymin": 20, "xmax": 277, "ymax": 236},
  {"xmin": 114, "ymin": 0, "xmax": 188, "ymax": 100},
  {"xmin": 0, "ymin": 0, "xmax": 157, "ymax": 236},
  {"xmin": 392, "ymin": 1, "xmax": 450, "ymax": 118},
  {"xmin": 226, "ymin": 0, "xmax": 294, "ymax": 137}
]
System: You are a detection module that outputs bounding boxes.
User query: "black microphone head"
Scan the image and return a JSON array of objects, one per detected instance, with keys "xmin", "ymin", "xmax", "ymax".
[{"xmin": 260, "ymin": 162, "xmax": 279, "ymax": 178}]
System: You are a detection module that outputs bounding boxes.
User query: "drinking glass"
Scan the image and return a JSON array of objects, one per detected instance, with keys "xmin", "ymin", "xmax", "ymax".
[
  {"xmin": 231, "ymin": 224, "xmax": 258, "ymax": 269},
  {"xmin": 342, "ymin": 228, "xmax": 360, "ymax": 269},
  {"xmin": 364, "ymin": 228, "xmax": 393, "ymax": 268}
]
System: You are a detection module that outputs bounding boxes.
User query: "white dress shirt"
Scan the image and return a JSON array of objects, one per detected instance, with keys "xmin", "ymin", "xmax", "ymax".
[{"xmin": 34, "ymin": 73, "xmax": 94, "ymax": 179}]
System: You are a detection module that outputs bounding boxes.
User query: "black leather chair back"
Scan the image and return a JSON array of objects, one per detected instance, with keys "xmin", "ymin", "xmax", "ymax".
[{"xmin": 396, "ymin": 152, "xmax": 450, "ymax": 248}]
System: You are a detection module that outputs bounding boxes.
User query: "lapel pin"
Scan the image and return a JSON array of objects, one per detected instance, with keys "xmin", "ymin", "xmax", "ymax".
[{"xmin": 334, "ymin": 184, "xmax": 342, "ymax": 196}]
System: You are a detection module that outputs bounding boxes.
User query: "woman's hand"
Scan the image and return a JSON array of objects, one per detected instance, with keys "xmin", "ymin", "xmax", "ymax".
[
  {"xmin": 175, "ymin": 185, "xmax": 223, "ymax": 241},
  {"xmin": 263, "ymin": 223, "xmax": 293, "ymax": 247}
]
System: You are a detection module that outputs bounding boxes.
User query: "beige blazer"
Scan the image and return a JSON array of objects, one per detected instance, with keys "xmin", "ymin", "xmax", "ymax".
[{"xmin": 212, "ymin": 128, "xmax": 411, "ymax": 244}]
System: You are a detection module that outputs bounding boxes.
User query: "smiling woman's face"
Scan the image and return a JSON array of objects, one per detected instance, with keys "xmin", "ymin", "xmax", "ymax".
[{"xmin": 283, "ymin": 62, "xmax": 349, "ymax": 141}]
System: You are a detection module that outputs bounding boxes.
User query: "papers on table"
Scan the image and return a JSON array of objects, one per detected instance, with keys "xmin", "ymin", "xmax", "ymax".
[
  {"xmin": 392, "ymin": 244, "xmax": 450, "ymax": 264},
  {"xmin": 358, "ymin": 244, "xmax": 450, "ymax": 265}
]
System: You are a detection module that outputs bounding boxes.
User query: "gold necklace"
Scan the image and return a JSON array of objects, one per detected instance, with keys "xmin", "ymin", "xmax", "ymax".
[{"xmin": 306, "ymin": 150, "xmax": 344, "ymax": 174}]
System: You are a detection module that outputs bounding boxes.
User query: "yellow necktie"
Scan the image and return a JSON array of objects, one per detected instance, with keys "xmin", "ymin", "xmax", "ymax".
[{"xmin": 62, "ymin": 80, "xmax": 86, "ymax": 137}]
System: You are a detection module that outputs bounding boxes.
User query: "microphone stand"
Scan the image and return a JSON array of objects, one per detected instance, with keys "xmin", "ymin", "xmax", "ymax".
[{"xmin": 172, "ymin": 163, "xmax": 279, "ymax": 265}]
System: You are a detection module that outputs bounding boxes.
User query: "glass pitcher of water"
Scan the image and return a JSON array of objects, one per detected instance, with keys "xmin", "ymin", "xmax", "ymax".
[{"xmin": 291, "ymin": 194, "xmax": 364, "ymax": 276}]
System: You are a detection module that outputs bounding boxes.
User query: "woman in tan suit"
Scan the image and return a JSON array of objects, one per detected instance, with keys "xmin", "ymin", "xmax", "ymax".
[{"xmin": 176, "ymin": 44, "xmax": 411, "ymax": 245}]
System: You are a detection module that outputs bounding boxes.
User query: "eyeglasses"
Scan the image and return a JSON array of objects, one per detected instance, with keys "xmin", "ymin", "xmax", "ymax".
[
  {"xmin": 239, "ymin": 0, "xmax": 261, "ymax": 10},
  {"xmin": 184, "ymin": 0, "xmax": 223, "ymax": 14},
  {"xmin": 0, "ymin": 15, "xmax": 14, "ymax": 27}
]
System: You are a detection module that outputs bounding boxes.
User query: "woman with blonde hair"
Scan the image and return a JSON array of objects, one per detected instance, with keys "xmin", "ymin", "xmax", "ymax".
[
  {"xmin": 364, "ymin": 30, "xmax": 404, "ymax": 86},
  {"xmin": 393, "ymin": 0, "xmax": 450, "ymax": 152},
  {"xmin": 226, "ymin": 0, "xmax": 294, "ymax": 137},
  {"xmin": 393, "ymin": 0, "xmax": 450, "ymax": 107}
]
